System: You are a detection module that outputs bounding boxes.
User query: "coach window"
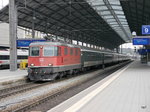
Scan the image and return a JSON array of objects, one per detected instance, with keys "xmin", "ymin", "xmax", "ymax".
[
  {"xmin": 78, "ymin": 49, "xmax": 80, "ymax": 55},
  {"xmin": 70, "ymin": 48, "xmax": 73, "ymax": 55},
  {"xmin": 75, "ymin": 48, "xmax": 78, "ymax": 56},
  {"xmin": 30, "ymin": 47, "xmax": 40, "ymax": 56},
  {"xmin": 64, "ymin": 47, "xmax": 68, "ymax": 55},
  {"xmin": 0, "ymin": 55, "xmax": 9, "ymax": 60}
]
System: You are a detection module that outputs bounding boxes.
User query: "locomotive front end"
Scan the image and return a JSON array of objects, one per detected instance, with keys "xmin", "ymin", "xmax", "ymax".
[{"xmin": 28, "ymin": 43, "xmax": 60, "ymax": 81}]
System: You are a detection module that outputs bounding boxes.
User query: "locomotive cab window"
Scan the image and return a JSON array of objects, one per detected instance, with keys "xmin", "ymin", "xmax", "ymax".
[
  {"xmin": 43, "ymin": 46, "xmax": 58, "ymax": 56},
  {"xmin": 29, "ymin": 47, "xmax": 40, "ymax": 56}
]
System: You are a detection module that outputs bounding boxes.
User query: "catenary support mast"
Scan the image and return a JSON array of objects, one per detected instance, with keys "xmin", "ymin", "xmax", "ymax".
[{"xmin": 9, "ymin": 0, "xmax": 17, "ymax": 71}]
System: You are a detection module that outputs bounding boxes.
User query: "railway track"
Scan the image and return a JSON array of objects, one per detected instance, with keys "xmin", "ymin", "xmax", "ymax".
[
  {"xmin": 13, "ymin": 81, "xmax": 80, "ymax": 112},
  {"xmin": 0, "ymin": 82, "xmax": 41, "ymax": 99},
  {"xmin": 0, "ymin": 61, "xmax": 131, "ymax": 112},
  {"xmin": 13, "ymin": 61, "xmax": 131, "ymax": 112},
  {"xmin": 0, "ymin": 75, "xmax": 78, "ymax": 100}
]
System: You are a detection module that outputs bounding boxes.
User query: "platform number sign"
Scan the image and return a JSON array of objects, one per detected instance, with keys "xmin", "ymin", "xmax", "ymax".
[{"xmin": 142, "ymin": 25, "xmax": 150, "ymax": 34}]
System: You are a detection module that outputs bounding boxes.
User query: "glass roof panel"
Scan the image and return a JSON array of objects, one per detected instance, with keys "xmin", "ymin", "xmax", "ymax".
[
  {"xmin": 101, "ymin": 11, "xmax": 111, "ymax": 15},
  {"xmin": 106, "ymin": 19, "xmax": 116, "ymax": 22},
  {"xmin": 109, "ymin": 22, "xmax": 118, "ymax": 25},
  {"xmin": 86, "ymin": 0, "xmax": 131, "ymax": 42},
  {"xmin": 119, "ymin": 21, "xmax": 128, "ymax": 24},
  {"xmin": 114, "ymin": 11, "xmax": 124, "ymax": 15},
  {"xmin": 117, "ymin": 15, "xmax": 126, "ymax": 19},
  {"xmin": 104, "ymin": 16, "xmax": 114, "ymax": 19},
  {"xmin": 95, "ymin": 6, "xmax": 108, "ymax": 10},
  {"xmin": 111, "ymin": 5, "xmax": 122, "ymax": 9},
  {"xmin": 109, "ymin": 0, "xmax": 119, "ymax": 4}
]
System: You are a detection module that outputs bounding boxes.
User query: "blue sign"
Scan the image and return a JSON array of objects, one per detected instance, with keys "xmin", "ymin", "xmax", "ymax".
[
  {"xmin": 17, "ymin": 39, "xmax": 46, "ymax": 47},
  {"xmin": 132, "ymin": 38, "xmax": 150, "ymax": 45},
  {"xmin": 138, "ymin": 49, "xmax": 150, "ymax": 55},
  {"xmin": 142, "ymin": 25, "xmax": 150, "ymax": 34}
]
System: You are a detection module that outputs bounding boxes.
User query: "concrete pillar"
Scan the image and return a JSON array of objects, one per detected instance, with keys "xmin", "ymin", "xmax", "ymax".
[{"xmin": 9, "ymin": 0, "xmax": 17, "ymax": 71}]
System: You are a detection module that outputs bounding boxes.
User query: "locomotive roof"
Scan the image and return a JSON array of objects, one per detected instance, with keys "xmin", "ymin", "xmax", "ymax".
[{"xmin": 30, "ymin": 42, "xmax": 80, "ymax": 48}]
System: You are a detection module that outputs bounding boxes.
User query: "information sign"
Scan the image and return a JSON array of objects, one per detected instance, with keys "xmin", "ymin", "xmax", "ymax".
[
  {"xmin": 142, "ymin": 25, "xmax": 150, "ymax": 34},
  {"xmin": 138, "ymin": 49, "xmax": 150, "ymax": 55},
  {"xmin": 132, "ymin": 38, "xmax": 150, "ymax": 45},
  {"xmin": 17, "ymin": 39, "xmax": 46, "ymax": 47}
]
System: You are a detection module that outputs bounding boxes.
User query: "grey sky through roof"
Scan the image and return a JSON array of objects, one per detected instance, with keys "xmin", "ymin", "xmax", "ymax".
[
  {"xmin": 86, "ymin": 0, "xmax": 131, "ymax": 42},
  {"xmin": 0, "ymin": 0, "xmax": 8, "ymax": 9}
]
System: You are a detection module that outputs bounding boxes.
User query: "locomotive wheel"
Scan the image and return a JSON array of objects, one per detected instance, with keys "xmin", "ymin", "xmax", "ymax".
[
  {"xmin": 59, "ymin": 72, "xmax": 64, "ymax": 79},
  {"xmin": 68, "ymin": 70, "xmax": 74, "ymax": 75},
  {"xmin": 51, "ymin": 73, "xmax": 59, "ymax": 80}
]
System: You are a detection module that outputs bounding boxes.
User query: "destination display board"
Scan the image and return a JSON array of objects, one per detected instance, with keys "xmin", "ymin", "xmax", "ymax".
[{"xmin": 17, "ymin": 39, "xmax": 46, "ymax": 47}]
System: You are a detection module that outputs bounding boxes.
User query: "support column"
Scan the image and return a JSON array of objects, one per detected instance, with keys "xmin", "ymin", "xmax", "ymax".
[
  {"xmin": 9, "ymin": 0, "xmax": 17, "ymax": 71},
  {"xmin": 81, "ymin": 42, "xmax": 83, "ymax": 46},
  {"xmin": 64, "ymin": 37, "xmax": 67, "ymax": 43},
  {"xmin": 77, "ymin": 41, "xmax": 79, "ymax": 45},
  {"xmin": 120, "ymin": 44, "xmax": 122, "ymax": 54},
  {"xmin": 116, "ymin": 47, "xmax": 119, "ymax": 53},
  {"xmin": 32, "ymin": 11, "xmax": 35, "ymax": 38},
  {"xmin": 90, "ymin": 44, "xmax": 91, "ymax": 48}
]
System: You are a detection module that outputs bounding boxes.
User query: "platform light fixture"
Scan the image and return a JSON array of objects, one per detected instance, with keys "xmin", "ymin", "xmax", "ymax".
[{"xmin": 132, "ymin": 31, "xmax": 137, "ymax": 37}]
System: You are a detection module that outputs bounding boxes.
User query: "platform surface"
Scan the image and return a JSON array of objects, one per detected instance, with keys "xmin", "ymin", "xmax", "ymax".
[
  {"xmin": 48, "ymin": 61, "xmax": 150, "ymax": 112},
  {"xmin": 0, "ymin": 69, "xmax": 27, "ymax": 85}
]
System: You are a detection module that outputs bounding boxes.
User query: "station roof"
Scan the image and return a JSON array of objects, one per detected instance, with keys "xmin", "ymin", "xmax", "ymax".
[
  {"xmin": 121, "ymin": 0, "xmax": 150, "ymax": 36},
  {"xmin": 0, "ymin": 0, "xmax": 132, "ymax": 49},
  {"xmin": 87, "ymin": 0, "xmax": 131, "ymax": 43}
]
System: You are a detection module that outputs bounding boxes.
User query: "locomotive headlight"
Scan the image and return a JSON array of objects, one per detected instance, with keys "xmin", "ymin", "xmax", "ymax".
[
  {"xmin": 31, "ymin": 63, "xmax": 34, "ymax": 66},
  {"xmin": 48, "ymin": 64, "xmax": 52, "ymax": 66}
]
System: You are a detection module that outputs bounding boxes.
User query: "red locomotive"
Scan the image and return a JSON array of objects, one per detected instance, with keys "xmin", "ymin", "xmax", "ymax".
[
  {"xmin": 28, "ymin": 41, "xmax": 130, "ymax": 81},
  {"xmin": 28, "ymin": 42, "xmax": 81, "ymax": 81}
]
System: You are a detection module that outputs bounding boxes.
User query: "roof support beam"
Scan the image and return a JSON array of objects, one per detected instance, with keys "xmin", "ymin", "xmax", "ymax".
[{"xmin": 93, "ymin": 3, "xmax": 121, "ymax": 7}]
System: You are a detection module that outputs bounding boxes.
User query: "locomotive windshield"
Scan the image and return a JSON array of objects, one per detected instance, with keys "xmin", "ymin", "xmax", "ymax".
[
  {"xmin": 43, "ymin": 46, "xmax": 58, "ymax": 56},
  {"xmin": 29, "ymin": 47, "xmax": 40, "ymax": 56}
]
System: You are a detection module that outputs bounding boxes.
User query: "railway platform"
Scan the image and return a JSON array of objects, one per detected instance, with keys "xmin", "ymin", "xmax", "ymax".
[
  {"xmin": 0, "ymin": 69, "xmax": 27, "ymax": 85},
  {"xmin": 48, "ymin": 60, "xmax": 150, "ymax": 112}
]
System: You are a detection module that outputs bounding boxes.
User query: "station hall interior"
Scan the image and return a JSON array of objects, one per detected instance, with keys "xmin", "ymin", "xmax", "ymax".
[{"xmin": 0, "ymin": 0, "xmax": 150, "ymax": 112}]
